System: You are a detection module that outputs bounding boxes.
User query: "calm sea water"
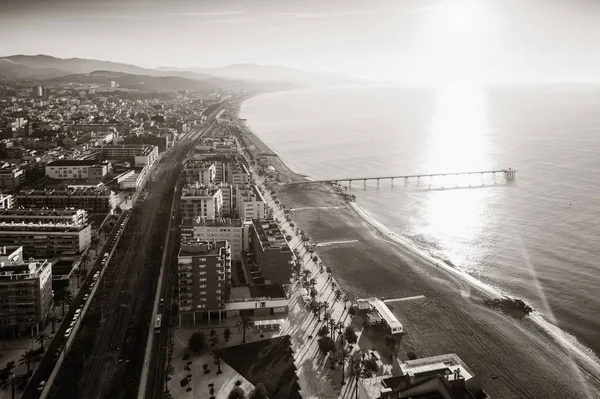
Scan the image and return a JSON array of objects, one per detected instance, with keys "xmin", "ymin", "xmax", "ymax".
[{"xmin": 240, "ymin": 84, "xmax": 600, "ymax": 358}]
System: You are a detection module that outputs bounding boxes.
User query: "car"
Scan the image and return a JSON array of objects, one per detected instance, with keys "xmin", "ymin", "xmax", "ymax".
[
  {"xmin": 37, "ymin": 381, "xmax": 46, "ymax": 392},
  {"xmin": 172, "ymin": 215, "xmax": 175, "ymax": 220},
  {"xmin": 74, "ymin": 308, "xmax": 81, "ymax": 316},
  {"xmin": 69, "ymin": 319, "xmax": 76, "ymax": 328},
  {"xmin": 83, "ymin": 294, "xmax": 89, "ymax": 301},
  {"xmin": 90, "ymin": 282, "xmax": 95, "ymax": 289},
  {"xmin": 159, "ymin": 298, "xmax": 164, "ymax": 307},
  {"xmin": 103, "ymin": 252, "xmax": 109, "ymax": 258},
  {"xmin": 64, "ymin": 328, "xmax": 73, "ymax": 338}
]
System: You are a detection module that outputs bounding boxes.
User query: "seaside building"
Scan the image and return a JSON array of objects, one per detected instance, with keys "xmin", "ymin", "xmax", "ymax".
[
  {"xmin": 0, "ymin": 221, "xmax": 91, "ymax": 257},
  {"xmin": 358, "ymin": 353, "xmax": 488, "ymax": 399},
  {"xmin": 180, "ymin": 217, "xmax": 249, "ymax": 260},
  {"xmin": 0, "ymin": 253, "xmax": 53, "ymax": 337},
  {"xmin": 0, "ymin": 165, "xmax": 25, "ymax": 190},
  {"xmin": 45, "ymin": 159, "xmax": 108, "ymax": 182},
  {"xmin": 225, "ymin": 285, "xmax": 289, "ymax": 325},
  {"xmin": 177, "ymin": 239, "xmax": 231, "ymax": 326},
  {"xmin": 183, "ymin": 160, "xmax": 216, "ymax": 184},
  {"xmin": 180, "ymin": 183, "xmax": 223, "ymax": 220},
  {"xmin": 236, "ymin": 184, "xmax": 269, "ymax": 221},
  {"xmin": 250, "ymin": 219, "xmax": 293, "ymax": 285},
  {"xmin": 0, "ymin": 193, "xmax": 14, "ymax": 209},
  {"xmin": 99, "ymin": 144, "xmax": 158, "ymax": 167},
  {"xmin": 14, "ymin": 186, "xmax": 119, "ymax": 214},
  {"xmin": 0, "ymin": 208, "xmax": 89, "ymax": 225}
]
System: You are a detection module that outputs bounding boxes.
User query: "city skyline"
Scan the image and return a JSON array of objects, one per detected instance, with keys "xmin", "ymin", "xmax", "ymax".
[{"xmin": 2, "ymin": 0, "xmax": 600, "ymax": 84}]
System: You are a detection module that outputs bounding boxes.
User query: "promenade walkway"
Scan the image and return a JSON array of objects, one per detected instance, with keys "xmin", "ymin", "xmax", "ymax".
[{"xmin": 251, "ymin": 167, "xmax": 385, "ymax": 399}]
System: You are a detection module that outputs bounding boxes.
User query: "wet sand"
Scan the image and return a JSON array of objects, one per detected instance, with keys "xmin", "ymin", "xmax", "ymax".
[{"xmin": 237, "ymin": 107, "xmax": 600, "ymax": 398}]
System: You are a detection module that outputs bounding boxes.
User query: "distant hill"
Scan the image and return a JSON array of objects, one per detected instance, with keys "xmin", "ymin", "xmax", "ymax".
[
  {"xmin": 44, "ymin": 70, "xmax": 220, "ymax": 92},
  {"xmin": 0, "ymin": 59, "xmax": 70, "ymax": 81},
  {"xmin": 159, "ymin": 63, "xmax": 356, "ymax": 86}
]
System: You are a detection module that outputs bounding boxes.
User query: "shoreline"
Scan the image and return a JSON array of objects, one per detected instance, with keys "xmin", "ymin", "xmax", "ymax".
[{"xmin": 237, "ymin": 96, "xmax": 600, "ymax": 397}]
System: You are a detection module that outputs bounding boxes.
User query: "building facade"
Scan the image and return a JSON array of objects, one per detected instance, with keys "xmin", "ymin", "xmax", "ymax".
[
  {"xmin": 183, "ymin": 160, "xmax": 216, "ymax": 184},
  {"xmin": 0, "ymin": 257, "xmax": 53, "ymax": 336},
  {"xmin": 0, "ymin": 223, "xmax": 91, "ymax": 257},
  {"xmin": 0, "ymin": 165, "xmax": 25, "ymax": 190},
  {"xmin": 177, "ymin": 239, "xmax": 231, "ymax": 326},
  {"xmin": 0, "ymin": 208, "xmax": 89, "ymax": 225},
  {"xmin": 236, "ymin": 184, "xmax": 269, "ymax": 221},
  {"xmin": 0, "ymin": 193, "xmax": 13, "ymax": 209},
  {"xmin": 14, "ymin": 187, "xmax": 119, "ymax": 213},
  {"xmin": 250, "ymin": 219, "xmax": 293, "ymax": 285},
  {"xmin": 45, "ymin": 159, "xmax": 108, "ymax": 181},
  {"xmin": 180, "ymin": 183, "xmax": 223, "ymax": 220},
  {"xmin": 100, "ymin": 144, "xmax": 158, "ymax": 167},
  {"xmin": 180, "ymin": 217, "xmax": 249, "ymax": 259}
]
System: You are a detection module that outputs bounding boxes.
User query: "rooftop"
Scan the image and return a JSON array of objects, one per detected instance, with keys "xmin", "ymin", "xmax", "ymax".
[
  {"xmin": 0, "ymin": 260, "xmax": 49, "ymax": 281},
  {"xmin": 47, "ymin": 159, "xmax": 104, "ymax": 167},
  {"xmin": 178, "ymin": 239, "xmax": 229, "ymax": 257},
  {"xmin": 181, "ymin": 183, "xmax": 221, "ymax": 197},
  {"xmin": 252, "ymin": 219, "xmax": 290, "ymax": 251},
  {"xmin": 181, "ymin": 217, "xmax": 243, "ymax": 228},
  {"xmin": 229, "ymin": 284, "xmax": 287, "ymax": 301}
]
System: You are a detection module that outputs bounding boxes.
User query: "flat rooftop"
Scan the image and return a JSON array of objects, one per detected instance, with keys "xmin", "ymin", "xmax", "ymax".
[
  {"xmin": 47, "ymin": 159, "xmax": 104, "ymax": 167},
  {"xmin": 229, "ymin": 284, "xmax": 287, "ymax": 301},
  {"xmin": 181, "ymin": 217, "xmax": 243, "ymax": 228},
  {"xmin": 178, "ymin": 239, "xmax": 228, "ymax": 257}
]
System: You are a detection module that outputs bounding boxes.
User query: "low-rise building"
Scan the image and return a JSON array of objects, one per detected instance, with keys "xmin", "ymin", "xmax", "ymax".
[
  {"xmin": 100, "ymin": 144, "xmax": 158, "ymax": 167},
  {"xmin": 0, "ymin": 165, "xmax": 25, "ymax": 190},
  {"xmin": 0, "ymin": 222, "xmax": 91, "ymax": 257},
  {"xmin": 45, "ymin": 159, "xmax": 108, "ymax": 181},
  {"xmin": 250, "ymin": 219, "xmax": 293, "ymax": 285},
  {"xmin": 180, "ymin": 217, "xmax": 249, "ymax": 259},
  {"xmin": 237, "ymin": 184, "xmax": 269, "ymax": 221},
  {"xmin": 0, "ymin": 208, "xmax": 89, "ymax": 225},
  {"xmin": 183, "ymin": 160, "xmax": 216, "ymax": 184},
  {"xmin": 177, "ymin": 239, "xmax": 231, "ymax": 326},
  {"xmin": 0, "ymin": 193, "xmax": 13, "ymax": 209},
  {"xmin": 225, "ymin": 284, "xmax": 288, "ymax": 322},
  {"xmin": 0, "ymin": 254, "xmax": 53, "ymax": 336},
  {"xmin": 180, "ymin": 183, "xmax": 223, "ymax": 220},
  {"xmin": 14, "ymin": 186, "xmax": 119, "ymax": 213}
]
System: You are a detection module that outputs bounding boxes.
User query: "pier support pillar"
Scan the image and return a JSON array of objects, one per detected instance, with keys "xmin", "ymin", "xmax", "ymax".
[
  {"xmin": 349, "ymin": 180, "xmax": 352, "ymax": 188},
  {"xmin": 364, "ymin": 179, "xmax": 367, "ymax": 189},
  {"xmin": 377, "ymin": 178, "xmax": 380, "ymax": 187},
  {"xmin": 391, "ymin": 178, "xmax": 394, "ymax": 187}
]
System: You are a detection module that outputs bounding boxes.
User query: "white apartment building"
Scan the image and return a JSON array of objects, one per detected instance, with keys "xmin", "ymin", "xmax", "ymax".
[
  {"xmin": 45, "ymin": 160, "xmax": 108, "ymax": 181},
  {"xmin": 180, "ymin": 183, "xmax": 223, "ymax": 220},
  {"xmin": 180, "ymin": 217, "xmax": 250, "ymax": 259},
  {"xmin": 236, "ymin": 184, "xmax": 269, "ymax": 221}
]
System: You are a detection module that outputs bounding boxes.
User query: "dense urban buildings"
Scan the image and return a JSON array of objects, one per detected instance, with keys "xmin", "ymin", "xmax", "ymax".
[
  {"xmin": 45, "ymin": 159, "xmax": 109, "ymax": 181},
  {"xmin": 236, "ymin": 184, "xmax": 269, "ymax": 221},
  {"xmin": 14, "ymin": 186, "xmax": 119, "ymax": 213},
  {"xmin": 180, "ymin": 217, "xmax": 249, "ymax": 260},
  {"xmin": 99, "ymin": 144, "xmax": 159, "ymax": 167}
]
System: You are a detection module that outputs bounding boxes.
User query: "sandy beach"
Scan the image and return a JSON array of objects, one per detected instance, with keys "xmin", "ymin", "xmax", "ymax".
[{"xmin": 235, "ymin": 101, "xmax": 600, "ymax": 398}]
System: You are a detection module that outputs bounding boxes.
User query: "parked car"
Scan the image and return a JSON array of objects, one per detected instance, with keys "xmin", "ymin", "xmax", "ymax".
[
  {"xmin": 64, "ymin": 328, "xmax": 73, "ymax": 338},
  {"xmin": 37, "ymin": 381, "xmax": 46, "ymax": 392},
  {"xmin": 159, "ymin": 298, "xmax": 164, "ymax": 307},
  {"xmin": 83, "ymin": 294, "xmax": 89, "ymax": 301}
]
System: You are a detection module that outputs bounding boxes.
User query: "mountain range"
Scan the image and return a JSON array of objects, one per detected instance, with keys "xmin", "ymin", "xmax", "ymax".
[{"xmin": 0, "ymin": 54, "xmax": 355, "ymax": 92}]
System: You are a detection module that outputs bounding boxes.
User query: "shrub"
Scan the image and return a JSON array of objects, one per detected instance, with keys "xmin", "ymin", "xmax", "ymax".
[
  {"xmin": 317, "ymin": 326, "xmax": 330, "ymax": 337},
  {"xmin": 407, "ymin": 351, "xmax": 418, "ymax": 360},
  {"xmin": 188, "ymin": 332, "xmax": 205, "ymax": 353},
  {"xmin": 344, "ymin": 326, "xmax": 358, "ymax": 345},
  {"xmin": 228, "ymin": 386, "xmax": 246, "ymax": 399}
]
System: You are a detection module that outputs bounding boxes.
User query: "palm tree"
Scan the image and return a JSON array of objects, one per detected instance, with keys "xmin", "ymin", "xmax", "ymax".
[
  {"xmin": 73, "ymin": 268, "xmax": 84, "ymax": 288},
  {"xmin": 80, "ymin": 252, "xmax": 91, "ymax": 274},
  {"xmin": 236, "ymin": 315, "xmax": 254, "ymax": 343},
  {"xmin": 35, "ymin": 333, "xmax": 49, "ymax": 352},
  {"xmin": 334, "ymin": 289, "xmax": 343, "ymax": 302},
  {"xmin": 19, "ymin": 350, "xmax": 36, "ymax": 375},
  {"xmin": 47, "ymin": 313, "xmax": 58, "ymax": 334},
  {"xmin": 90, "ymin": 235, "xmax": 100, "ymax": 254},
  {"xmin": 54, "ymin": 287, "xmax": 73, "ymax": 316},
  {"xmin": 164, "ymin": 364, "xmax": 175, "ymax": 390}
]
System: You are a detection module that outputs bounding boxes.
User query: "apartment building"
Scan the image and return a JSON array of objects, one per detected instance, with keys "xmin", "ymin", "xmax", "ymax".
[
  {"xmin": 180, "ymin": 183, "xmax": 223, "ymax": 220},
  {"xmin": 180, "ymin": 217, "xmax": 249, "ymax": 259},
  {"xmin": 0, "ymin": 255, "xmax": 53, "ymax": 336},
  {"xmin": 0, "ymin": 193, "xmax": 13, "ymax": 209},
  {"xmin": 177, "ymin": 239, "xmax": 231, "ymax": 326},
  {"xmin": 183, "ymin": 160, "xmax": 216, "ymax": 184},
  {"xmin": 0, "ymin": 222, "xmax": 91, "ymax": 257},
  {"xmin": 0, "ymin": 165, "xmax": 25, "ymax": 190},
  {"xmin": 250, "ymin": 219, "xmax": 293, "ymax": 285},
  {"xmin": 100, "ymin": 144, "xmax": 158, "ymax": 167},
  {"xmin": 236, "ymin": 184, "xmax": 269, "ymax": 221},
  {"xmin": 0, "ymin": 208, "xmax": 89, "ymax": 225},
  {"xmin": 45, "ymin": 159, "xmax": 108, "ymax": 181},
  {"xmin": 14, "ymin": 186, "xmax": 119, "ymax": 213}
]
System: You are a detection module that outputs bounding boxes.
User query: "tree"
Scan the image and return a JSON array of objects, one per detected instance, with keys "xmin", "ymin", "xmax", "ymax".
[
  {"xmin": 90, "ymin": 235, "xmax": 100, "ymax": 254},
  {"xmin": 224, "ymin": 328, "xmax": 231, "ymax": 341},
  {"xmin": 334, "ymin": 289, "xmax": 343, "ymax": 302},
  {"xmin": 165, "ymin": 364, "xmax": 175, "ymax": 391},
  {"xmin": 250, "ymin": 382, "xmax": 269, "ymax": 399},
  {"xmin": 317, "ymin": 326, "xmax": 329, "ymax": 338},
  {"xmin": 384, "ymin": 335, "xmax": 396, "ymax": 351},
  {"xmin": 348, "ymin": 305, "xmax": 358, "ymax": 318},
  {"xmin": 19, "ymin": 350, "xmax": 36, "ymax": 375},
  {"xmin": 236, "ymin": 315, "xmax": 254, "ymax": 343},
  {"xmin": 317, "ymin": 336, "xmax": 336, "ymax": 356},
  {"xmin": 36, "ymin": 333, "xmax": 49, "ymax": 352},
  {"xmin": 54, "ymin": 287, "xmax": 73, "ymax": 316},
  {"xmin": 80, "ymin": 252, "xmax": 91, "ymax": 273},
  {"xmin": 47, "ymin": 313, "xmax": 58, "ymax": 334},
  {"xmin": 344, "ymin": 326, "xmax": 358, "ymax": 345},
  {"xmin": 73, "ymin": 267, "xmax": 84, "ymax": 288},
  {"xmin": 228, "ymin": 386, "xmax": 245, "ymax": 399},
  {"xmin": 188, "ymin": 332, "xmax": 205, "ymax": 353},
  {"xmin": 362, "ymin": 358, "xmax": 379, "ymax": 376}
]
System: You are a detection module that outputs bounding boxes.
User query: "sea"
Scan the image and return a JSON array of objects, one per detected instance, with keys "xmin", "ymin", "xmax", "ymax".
[{"xmin": 240, "ymin": 83, "xmax": 600, "ymax": 362}]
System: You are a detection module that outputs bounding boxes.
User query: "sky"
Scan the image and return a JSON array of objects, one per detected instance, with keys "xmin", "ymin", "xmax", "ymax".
[{"xmin": 1, "ymin": 0, "xmax": 600, "ymax": 83}]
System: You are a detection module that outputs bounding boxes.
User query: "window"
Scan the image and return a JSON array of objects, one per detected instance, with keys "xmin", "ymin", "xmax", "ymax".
[{"xmin": 199, "ymin": 278, "xmax": 207, "ymax": 282}]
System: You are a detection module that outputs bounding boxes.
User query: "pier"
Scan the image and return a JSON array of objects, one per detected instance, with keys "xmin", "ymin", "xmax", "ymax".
[{"xmin": 289, "ymin": 168, "xmax": 517, "ymax": 187}]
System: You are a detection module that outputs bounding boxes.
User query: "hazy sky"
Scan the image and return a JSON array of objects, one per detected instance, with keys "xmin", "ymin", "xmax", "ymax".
[{"xmin": 1, "ymin": 0, "xmax": 600, "ymax": 83}]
